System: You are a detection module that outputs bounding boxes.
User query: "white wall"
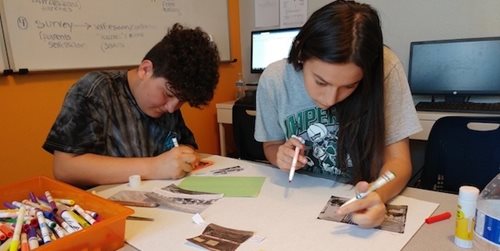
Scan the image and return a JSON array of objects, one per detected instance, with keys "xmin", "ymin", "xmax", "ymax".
[{"xmin": 240, "ymin": 0, "xmax": 500, "ymax": 85}]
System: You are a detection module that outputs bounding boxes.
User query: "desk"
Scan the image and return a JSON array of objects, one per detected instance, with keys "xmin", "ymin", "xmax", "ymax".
[
  {"xmin": 95, "ymin": 155, "xmax": 478, "ymax": 251},
  {"xmin": 216, "ymin": 101, "xmax": 499, "ymax": 153}
]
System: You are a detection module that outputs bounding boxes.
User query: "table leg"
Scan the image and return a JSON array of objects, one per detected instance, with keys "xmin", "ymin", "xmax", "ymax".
[{"xmin": 218, "ymin": 123, "xmax": 226, "ymax": 156}]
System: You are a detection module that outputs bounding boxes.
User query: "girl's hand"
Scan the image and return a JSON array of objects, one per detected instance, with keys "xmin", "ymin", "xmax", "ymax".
[
  {"xmin": 275, "ymin": 136, "xmax": 306, "ymax": 171},
  {"xmin": 335, "ymin": 181, "xmax": 387, "ymax": 228}
]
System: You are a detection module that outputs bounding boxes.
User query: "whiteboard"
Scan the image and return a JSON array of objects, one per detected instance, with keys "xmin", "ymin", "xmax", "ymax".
[
  {"xmin": 0, "ymin": 13, "xmax": 8, "ymax": 73},
  {"xmin": 0, "ymin": 0, "xmax": 230, "ymax": 71}
]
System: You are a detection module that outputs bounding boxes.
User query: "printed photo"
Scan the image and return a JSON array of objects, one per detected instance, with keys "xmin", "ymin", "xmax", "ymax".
[
  {"xmin": 318, "ymin": 195, "xmax": 408, "ymax": 233},
  {"xmin": 187, "ymin": 223, "xmax": 254, "ymax": 251},
  {"xmin": 145, "ymin": 184, "xmax": 223, "ymax": 214}
]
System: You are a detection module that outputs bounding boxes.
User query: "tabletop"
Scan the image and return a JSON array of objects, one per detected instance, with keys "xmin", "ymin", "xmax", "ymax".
[{"xmin": 92, "ymin": 155, "xmax": 476, "ymax": 251}]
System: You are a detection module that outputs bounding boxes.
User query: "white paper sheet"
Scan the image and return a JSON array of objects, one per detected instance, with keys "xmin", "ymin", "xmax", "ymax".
[
  {"xmin": 280, "ymin": 0, "xmax": 308, "ymax": 28},
  {"xmin": 255, "ymin": 0, "xmax": 279, "ymax": 28},
  {"xmin": 97, "ymin": 156, "xmax": 438, "ymax": 251}
]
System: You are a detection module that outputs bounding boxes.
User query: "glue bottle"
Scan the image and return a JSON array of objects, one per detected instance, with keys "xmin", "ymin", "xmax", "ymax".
[
  {"xmin": 454, "ymin": 185, "xmax": 479, "ymax": 248},
  {"xmin": 473, "ymin": 174, "xmax": 500, "ymax": 250}
]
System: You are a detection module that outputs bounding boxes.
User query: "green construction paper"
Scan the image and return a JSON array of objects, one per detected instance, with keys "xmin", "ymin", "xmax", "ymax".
[{"xmin": 178, "ymin": 176, "xmax": 266, "ymax": 197}]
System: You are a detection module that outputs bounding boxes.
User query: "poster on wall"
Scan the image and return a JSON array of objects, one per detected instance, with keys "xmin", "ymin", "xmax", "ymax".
[
  {"xmin": 255, "ymin": 0, "xmax": 279, "ymax": 28},
  {"xmin": 280, "ymin": 0, "xmax": 307, "ymax": 28}
]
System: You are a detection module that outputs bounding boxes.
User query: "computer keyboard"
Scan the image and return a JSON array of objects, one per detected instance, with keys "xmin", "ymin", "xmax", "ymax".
[{"xmin": 415, "ymin": 102, "xmax": 500, "ymax": 114}]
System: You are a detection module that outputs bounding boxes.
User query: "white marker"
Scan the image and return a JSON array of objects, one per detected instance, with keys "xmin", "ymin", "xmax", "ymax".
[
  {"xmin": 288, "ymin": 135, "xmax": 305, "ymax": 182},
  {"xmin": 341, "ymin": 171, "xmax": 396, "ymax": 208},
  {"xmin": 172, "ymin": 137, "xmax": 179, "ymax": 147}
]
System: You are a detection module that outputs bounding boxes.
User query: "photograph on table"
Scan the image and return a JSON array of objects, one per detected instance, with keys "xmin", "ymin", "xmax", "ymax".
[
  {"xmin": 145, "ymin": 184, "xmax": 223, "ymax": 213},
  {"xmin": 318, "ymin": 195, "xmax": 408, "ymax": 233},
  {"xmin": 108, "ymin": 190, "xmax": 159, "ymax": 207},
  {"xmin": 187, "ymin": 223, "xmax": 254, "ymax": 251}
]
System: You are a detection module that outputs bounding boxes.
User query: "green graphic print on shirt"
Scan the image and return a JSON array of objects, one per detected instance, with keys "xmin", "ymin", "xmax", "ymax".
[{"xmin": 284, "ymin": 107, "xmax": 351, "ymax": 180}]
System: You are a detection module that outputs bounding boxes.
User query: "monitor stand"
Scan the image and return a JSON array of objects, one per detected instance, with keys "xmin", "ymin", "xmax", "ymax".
[{"xmin": 444, "ymin": 95, "xmax": 468, "ymax": 103}]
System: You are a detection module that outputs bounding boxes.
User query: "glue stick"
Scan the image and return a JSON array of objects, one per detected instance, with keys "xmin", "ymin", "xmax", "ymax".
[{"xmin": 454, "ymin": 186, "xmax": 479, "ymax": 248}]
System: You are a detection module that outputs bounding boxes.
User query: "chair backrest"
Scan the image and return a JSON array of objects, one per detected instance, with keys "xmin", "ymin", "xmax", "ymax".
[
  {"xmin": 232, "ymin": 92, "xmax": 267, "ymax": 162},
  {"xmin": 419, "ymin": 116, "xmax": 500, "ymax": 194}
]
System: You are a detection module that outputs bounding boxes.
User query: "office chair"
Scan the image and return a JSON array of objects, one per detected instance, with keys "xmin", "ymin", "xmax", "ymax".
[
  {"xmin": 232, "ymin": 91, "xmax": 267, "ymax": 162},
  {"xmin": 418, "ymin": 116, "xmax": 500, "ymax": 194}
]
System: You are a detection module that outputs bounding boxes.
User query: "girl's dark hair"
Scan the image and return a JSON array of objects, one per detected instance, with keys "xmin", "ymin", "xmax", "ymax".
[
  {"xmin": 288, "ymin": 0, "xmax": 385, "ymax": 183},
  {"xmin": 143, "ymin": 23, "xmax": 220, "ymax": 107}
]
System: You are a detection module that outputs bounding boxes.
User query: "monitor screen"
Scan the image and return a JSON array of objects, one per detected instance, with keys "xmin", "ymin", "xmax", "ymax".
[
  {"xmin": 251, "ymin": 27, "xmax": 300, "ymax": 73},
  {"xmin": 408, "ymin": 37, "xmax": 500, "ymax": 96}
]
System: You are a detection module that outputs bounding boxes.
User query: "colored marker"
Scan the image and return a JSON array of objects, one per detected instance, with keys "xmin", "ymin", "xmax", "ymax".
[
  {"xmin": 0, "ymin": 223, "xmax": 14, "ymax": 238},
  {"xmin": 54, "ymin": 214, "xmax": 76, "ymax": 234},
  {"xmin": 0, "ymin": 229, "xmax": 5, "ymax": 241},
  {"xmin": 28, "ymin": 192, "xmax": 38, "ymax": 203},
  {"xmin": 27, "ymin": 226, "xmax": 39, "ymax": 250},
  {"xmin": 44, "ymin": 191, "xmax": 58, "ymax": 212},
  {"xmin": 73, "ymin": 205, "xmax": 96, "ymax": 225},
  {"xmin": 0, "ymin": 210, "xmax": 18, "ymax": 218},
  {"xmin": 22, "ymin": 199, "xmax": 51, "ymax": 212},
  {"xmin": 20, "ymin": 232, "xmax": 29, "ymax": 251},
  {"xmin": 425, "ymin": 211, "xmax": 452, "ymax": 224},
  {"xmin": 59, "ymin": 210, "xmax": 83, "ymax": 231},
  {"xmin": 0, "ymin": 238, "xmax": 12, "ymax": 251},
  {"xmin": 288, "ymin": 135, "xmax": 304, "ymax": 182},
  {"xmin": 67, "ymin": 210, "xmax": 90, "ymax": 228},
  {"xmin": 55, "ymin": 198, "xmax": 75, "ymax": 206},
  {"xmin": 45, "ymin": 218, "xmax": 66, "ymax": 238},
  {"xmin": 341, "ymin": 171, "xmax": 396, "ymax": 208},
  {"xmin": 36, "ymin": 210, "xmax": 51, "ymax": 244},
  {"xmin": 9, "ymin": 206, "xmax": 25, "ymax": 251},
  {"xmin": 2, "ymin": 202, "xmax": 16, "ymax": 209},
  {"xmin": 84, "ymin": 209, "xmax": 98, "ymax": 219}
]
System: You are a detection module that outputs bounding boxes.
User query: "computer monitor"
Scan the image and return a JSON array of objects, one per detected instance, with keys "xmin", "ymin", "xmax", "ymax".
[
  {"xmin": 250, "ymin": 27, "xmax": 300, "ymax": 74},
  {"xmin": 408, "ymin": 37, "xmax": 500, "ymax": 100}
]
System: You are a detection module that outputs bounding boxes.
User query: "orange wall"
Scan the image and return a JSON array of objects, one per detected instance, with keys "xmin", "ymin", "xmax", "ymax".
[{"xmin": 0, "ymin": 0, "xmax": 241, "ymax": 186}]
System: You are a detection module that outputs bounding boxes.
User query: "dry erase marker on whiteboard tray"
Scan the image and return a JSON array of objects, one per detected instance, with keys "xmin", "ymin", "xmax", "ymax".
[
  {"xmin": 340, "ymin": 171, "xmax": 396, "ymax": 208},
  {"xmin": 288, "ymin": 135, "xmax": 305, "ymax": 182}
]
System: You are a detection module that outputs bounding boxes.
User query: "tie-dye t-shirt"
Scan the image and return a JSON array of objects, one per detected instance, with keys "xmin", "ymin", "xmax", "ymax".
[
  {"xmin": 254, "ymin": 47, "xmax": 422, "ymax": 182},
  {"xmin": 43, "ymin": 71, "xmax": 197, "ymax": 157}
]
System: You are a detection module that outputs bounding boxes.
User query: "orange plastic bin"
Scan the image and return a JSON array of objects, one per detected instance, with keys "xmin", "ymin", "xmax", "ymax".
[{"xmin": 0, "ymin": 176, "xmax": 134, "ymax": 251}]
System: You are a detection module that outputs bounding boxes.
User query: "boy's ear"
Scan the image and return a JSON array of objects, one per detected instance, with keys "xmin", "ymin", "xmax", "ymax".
[{"xmin": 138, "ymin": 60, "xmax": 154, "ymax": 79}]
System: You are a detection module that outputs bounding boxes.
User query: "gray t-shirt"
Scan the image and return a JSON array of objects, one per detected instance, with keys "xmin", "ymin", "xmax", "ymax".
[{"xmin": 255, "ymin": 47, "xmax": 422, "ymax": 181}]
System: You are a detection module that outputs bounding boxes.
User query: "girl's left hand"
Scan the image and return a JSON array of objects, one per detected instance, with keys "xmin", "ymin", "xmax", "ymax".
[{"xmin": 335, "ymin": 181, "xmax": 387, "ymax": 228}]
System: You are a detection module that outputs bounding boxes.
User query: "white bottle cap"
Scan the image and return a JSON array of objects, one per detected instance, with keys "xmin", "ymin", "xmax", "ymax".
[
  {"xmin": 128, "ymin": 175, "xmax": 141, "ymax": 188},
  {"xmin": 458, "ymin": 186, "xmax": 479, "ymax": 201}
]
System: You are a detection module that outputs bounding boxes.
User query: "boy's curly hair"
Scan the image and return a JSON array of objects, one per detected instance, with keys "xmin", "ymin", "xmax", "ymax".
[{"xmin": 143, "ymin": 23, "xmax": 220, "ymax": 107}]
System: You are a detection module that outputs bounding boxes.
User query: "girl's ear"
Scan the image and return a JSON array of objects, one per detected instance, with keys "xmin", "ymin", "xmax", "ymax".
[{"xmin": 137, "ymin": 60, "xmax": 154, "ymax": 79}]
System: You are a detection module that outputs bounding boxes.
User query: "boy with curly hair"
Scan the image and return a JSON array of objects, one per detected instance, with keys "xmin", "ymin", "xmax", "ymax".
[{"xmin": 43, "ymin": 23, "xmax": 220, "ymax": 188}]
